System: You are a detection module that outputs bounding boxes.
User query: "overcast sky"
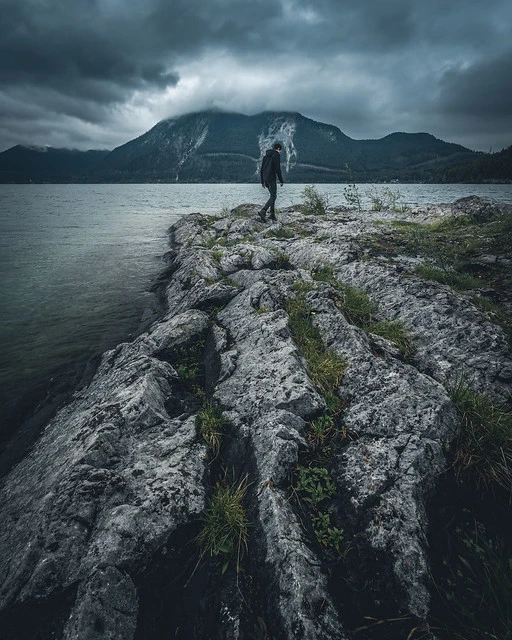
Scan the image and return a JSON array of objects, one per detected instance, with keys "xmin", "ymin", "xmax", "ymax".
[{"xmin": 1, "ymin": 0, "xmax": 511, "ymax": 153}]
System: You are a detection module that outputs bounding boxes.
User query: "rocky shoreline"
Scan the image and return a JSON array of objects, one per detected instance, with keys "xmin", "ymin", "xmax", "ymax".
[{"xmin": 0, "ymin": 196, "xmax": 511, "ymax": 639}]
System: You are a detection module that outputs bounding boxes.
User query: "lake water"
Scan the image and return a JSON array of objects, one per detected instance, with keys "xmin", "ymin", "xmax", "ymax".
[{"xmin": 1, "ymin": 183, "xmax": 512, "ymax": 459}]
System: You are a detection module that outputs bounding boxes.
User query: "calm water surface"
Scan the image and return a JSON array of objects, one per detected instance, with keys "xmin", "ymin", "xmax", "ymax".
[{"xmin": 1, "ymin": 183, "xmax": 512, "ymax": 448}]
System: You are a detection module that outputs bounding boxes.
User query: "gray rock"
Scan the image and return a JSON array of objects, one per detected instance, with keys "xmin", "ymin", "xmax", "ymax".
[
  {"xmin": 1, "ymin": 198, "xmax": 510, "ymax": 639},
  {"xmin": 451, "ymin": 195, "xmax": 508, "ymax": 222},
  {"xmin": 0, "ymin": 310, "xmax": 208, "ymax": 638}
]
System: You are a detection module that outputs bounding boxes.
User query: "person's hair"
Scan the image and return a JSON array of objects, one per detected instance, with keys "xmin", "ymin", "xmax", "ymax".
[{"xmin": 273, "ymin": 142, "xmax": 282, "ymax": 151}]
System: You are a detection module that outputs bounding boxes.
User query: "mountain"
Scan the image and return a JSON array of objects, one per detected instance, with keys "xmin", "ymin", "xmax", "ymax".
[
  {"xmin": 0, "ymin": 145, "xmax": 110, "ymax": 183},
  {"xmin": 1, "ymin": 110, "xmax": 509, "ymax": 183},
  {"xmin": 431, "ymin": 144, "xmax": 512, "ymax": 183},
  {"xmin": 90, "ymin": 110, "xmax": 478, "ymax": 183}
]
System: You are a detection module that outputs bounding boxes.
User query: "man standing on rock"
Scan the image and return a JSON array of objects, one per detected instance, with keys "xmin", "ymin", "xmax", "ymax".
[{"xmin": 259, "ymin": 142, "xmax": 284, "ymax": 222}]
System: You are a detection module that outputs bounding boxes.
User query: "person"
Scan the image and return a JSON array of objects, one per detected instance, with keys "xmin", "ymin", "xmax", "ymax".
[{"xmin": 259, "ymin": 142, "xmax": 284, "ymax": 221}]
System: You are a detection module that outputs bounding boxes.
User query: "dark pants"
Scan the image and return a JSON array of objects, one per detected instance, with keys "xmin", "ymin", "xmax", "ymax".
[{"xmin": 262, "ymin": 181, "xmax": 277, "ymax": 214}]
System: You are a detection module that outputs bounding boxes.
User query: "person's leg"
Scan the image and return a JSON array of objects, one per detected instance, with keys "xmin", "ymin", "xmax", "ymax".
[
  {"xmin": 260, "ymin": 182, "xmax": 277, "ymax": 221},
  {"xmin": 266, "ymin": 182, "xmax": 277, "ymax": 215}
]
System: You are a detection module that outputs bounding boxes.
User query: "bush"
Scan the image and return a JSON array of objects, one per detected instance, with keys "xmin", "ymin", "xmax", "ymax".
[
  {"xmin": 366, "ymin": 186, "xmax": 410, "ymax": 212},
  {"xmin": 301, "ymin": 185, "xmax": 329, "ymax": 216}
]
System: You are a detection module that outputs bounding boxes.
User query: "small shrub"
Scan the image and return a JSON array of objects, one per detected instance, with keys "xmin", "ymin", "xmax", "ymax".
[
  {"xmin": 296, "ymin": 466, "xmax": 336, "ymax": 507},
  {"xmin": 273, "ymin": 251, "xmax": 292, "ymax": 270},
  {"xmin": 450, "ymin": 380, "xmax": 512, "ymax": 494},
  {"xmin": 301, "ymin": 185, "xmax": 329, "ymax": 216},
  {"xmin": 196, "ymin": 400, "xmax": 225, "ymax": 455},
  {"xmin": 343, "ymin": 164, "xmax": 362, "ymax": 212},
  {"xmin": 196, "ymin": 476, "xmax": 249, "ymax": 574},
  {"xmin": 312, "ymin": 511, "xmax": 345, "ymax": 553},
  {"xmin": 366, "ymin": 186, "xmax": 410, "ymax": 213},
  {"xmin": 369, "ymin": 320, "xmax": 413, "ymax": 358}
]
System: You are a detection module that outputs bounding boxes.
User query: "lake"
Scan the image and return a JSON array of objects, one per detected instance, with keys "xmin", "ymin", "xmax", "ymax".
[{"xmin": 1, "ymin": 182, "xmax": 511, "ymax": 461}]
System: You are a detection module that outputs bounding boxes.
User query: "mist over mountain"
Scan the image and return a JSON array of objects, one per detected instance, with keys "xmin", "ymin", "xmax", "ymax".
[{"xmin": 0, "ymin": 111, "xmax": 510, "ymax": 183}]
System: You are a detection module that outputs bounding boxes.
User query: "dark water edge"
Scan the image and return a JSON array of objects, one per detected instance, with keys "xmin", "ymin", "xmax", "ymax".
[{"xmin": 0, "ymin": 292, "xmax": 164, "ymax": 479}]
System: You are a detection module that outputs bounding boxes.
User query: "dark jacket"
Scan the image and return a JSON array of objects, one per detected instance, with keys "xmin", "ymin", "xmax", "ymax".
[{"xmin": 260, "ymin": 149, "xmax": 284, "ymax": 186}]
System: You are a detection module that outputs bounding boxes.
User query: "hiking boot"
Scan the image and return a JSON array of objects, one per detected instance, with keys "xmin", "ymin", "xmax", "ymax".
[
  {"xmin": 269, "ymin": 213, "xmax": 277, "ymax": 221},
  {"xmin": 258, "ymin": 209, "xmax": 266, "ymax": 222}
]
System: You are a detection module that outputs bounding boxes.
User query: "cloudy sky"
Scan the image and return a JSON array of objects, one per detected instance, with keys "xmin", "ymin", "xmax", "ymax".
[{"xmin": 1, "ymin": 0, "xmax": 511, "ymax": 153}]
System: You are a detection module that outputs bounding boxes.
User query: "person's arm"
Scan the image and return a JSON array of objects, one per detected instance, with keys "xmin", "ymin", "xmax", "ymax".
[{"xmin": 260, "ymin": 162, "xmax": 265, "ymax": 187}]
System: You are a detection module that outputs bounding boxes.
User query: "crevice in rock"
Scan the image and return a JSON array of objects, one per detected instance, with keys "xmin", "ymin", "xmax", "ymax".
[
  {"xmin": 426, "ymin": 472, "xmax": 512, "ymax": 640},
  {"xmin": 0, "ymin": 586, "xmax": 77, "ymax": 640}
]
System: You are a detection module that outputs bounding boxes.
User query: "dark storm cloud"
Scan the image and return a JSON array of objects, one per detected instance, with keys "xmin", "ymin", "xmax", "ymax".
[
  {"xmin": 0, "ymin": 0, "xmax": 179, "ymax": 97},
  {"xmin": 0, "ymin": 0, "xmax": 511, "ymax": 151},
  {"xmin": 438, "ymin": 49, "xmax": 512, "ymax": 119}
]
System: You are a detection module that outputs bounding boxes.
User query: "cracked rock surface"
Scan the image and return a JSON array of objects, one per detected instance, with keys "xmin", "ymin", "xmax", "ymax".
[{"xmin": 0, "ymin": 197, "xmax": 510, "ymax": 639}]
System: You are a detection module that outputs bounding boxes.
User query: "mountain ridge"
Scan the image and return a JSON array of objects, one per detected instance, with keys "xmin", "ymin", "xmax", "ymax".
[{"xmin": 0, "ymin": 110, "xmax": 510, "ymax": 183}]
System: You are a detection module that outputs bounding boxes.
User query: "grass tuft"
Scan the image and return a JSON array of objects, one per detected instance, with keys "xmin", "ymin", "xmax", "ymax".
[
  {"xmin": 196, "ymin": 475, "xmax": 249, "ymax": 573},
  {"xmin": 211, "ymin": 249, "xmax": 223, "ymax": 263},
  {"xmin": 333, "ymin": 284, "xmax": 376, "ymax": 328},
  {"xmin": 172, "ymin": 339, "xmax": 205, "ymax": 391},
  {"xmin": 450, "ymin": 380, "xmax": 512, "ymax": 494},
  {"xmin": 311, "ymin": 265, "xmax": 377, "ymax": 328},
  {"xmin": 273, "ymin": 251, "xmax": 292, "ymax": 270},
  {"xmin": 264, "ymin": 227, "xmax": 295, "ymax": 239},
  {"xmin": 369, "ymin": 320, "xmax": 413, "ymax": 358},
  {"xmin": 312, "ymin": 264, "xmax": 337, "ymax": 286},
  {"xmin": 415, "ymin": 264, "xmax": 481, "ymax": 291},
  {"xmin": 196, "ymin": 400, "xmax": 225, "ymax": 456},
  {"xmin": 284, "ymin": 293, "xmax": 345, "ymax": 394}
]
